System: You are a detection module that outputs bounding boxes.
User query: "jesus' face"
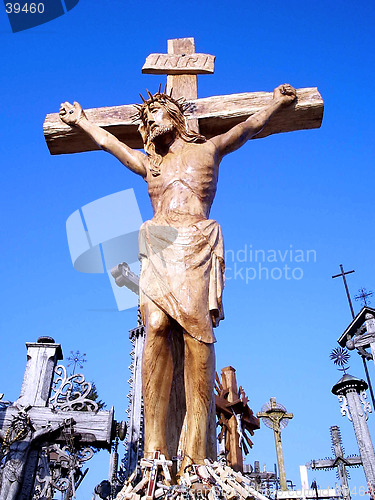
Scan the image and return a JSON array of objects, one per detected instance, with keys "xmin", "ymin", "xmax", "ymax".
[{"xmin": 144, "ymin": 103, "xmax": 176, "ymax": 143}]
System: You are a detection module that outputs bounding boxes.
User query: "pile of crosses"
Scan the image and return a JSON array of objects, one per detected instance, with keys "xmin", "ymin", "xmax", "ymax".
[{"xmin": 116, "ymin": 454, "xmax": 271, "ymax": 500}]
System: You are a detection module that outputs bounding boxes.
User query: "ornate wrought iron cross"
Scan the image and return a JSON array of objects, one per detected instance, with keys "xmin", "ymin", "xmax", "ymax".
[{"xmin": 354, "ymin": 288, "xmax": 374, "ymax": 307}]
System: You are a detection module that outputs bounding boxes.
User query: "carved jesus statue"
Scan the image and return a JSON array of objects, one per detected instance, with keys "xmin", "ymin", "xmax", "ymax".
[{"xmin": 59, "ymin": 84, "xmax": 296, "ymax": 474}]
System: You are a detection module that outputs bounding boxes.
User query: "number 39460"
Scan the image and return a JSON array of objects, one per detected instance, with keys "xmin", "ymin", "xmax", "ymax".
[{"xmin": 5, "ymin": 3, "xmax": 45, "ymax": 14}]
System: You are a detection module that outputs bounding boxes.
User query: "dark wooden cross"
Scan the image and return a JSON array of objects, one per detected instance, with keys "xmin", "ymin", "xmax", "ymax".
[
  {"xmin": 306, "ymin": 425, "xmax": 362, "ymax": 500},
  {"xmin": 43, "ymin": 37, "xmax": 323, "ymax": 155},
  {"xmin": 0, "ymin": 337, "xmax": 116, "ymax": 498},
  {"xmin": 332, "ymin": 264, "xmax": 356, "ymax": 319}
]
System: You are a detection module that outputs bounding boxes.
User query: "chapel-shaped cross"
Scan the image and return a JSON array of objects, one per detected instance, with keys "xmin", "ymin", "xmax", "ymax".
[{"xmin": 43, "ymin": 37, "xmax": 323, "ymax": 154}]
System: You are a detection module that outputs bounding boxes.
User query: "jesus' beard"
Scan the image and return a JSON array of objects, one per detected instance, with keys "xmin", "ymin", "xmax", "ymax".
[{"xmin": 149, "ymin": 124, "xmax": 175, "ymax": 143}]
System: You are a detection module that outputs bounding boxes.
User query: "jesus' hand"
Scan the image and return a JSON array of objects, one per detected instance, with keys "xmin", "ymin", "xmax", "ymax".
[
  {"xmin": 273, "ymin": 84, "xmax": 297, "ymax": 106},
  {"xmin": 59, "ymin": 101, "xmax": 86, "ymax": 126}
]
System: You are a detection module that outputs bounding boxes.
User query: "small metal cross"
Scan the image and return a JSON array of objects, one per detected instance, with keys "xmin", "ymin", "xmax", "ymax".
[
  {"xmin": 67, "ymin": 350, "xmax": 87, "ymax": 375},
  {"xmin": 354, "ymin": 287, "xmax": 374, "ymax": 307}
]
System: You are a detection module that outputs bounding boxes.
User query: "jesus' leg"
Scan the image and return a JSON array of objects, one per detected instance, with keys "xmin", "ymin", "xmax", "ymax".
[
  {"xmin": 142, "ymin": 301, "xmax": 173, "ymax": 457},
  {"xmin": 180, "ymin": 333, "xmax": 215, "ymax": 471}
]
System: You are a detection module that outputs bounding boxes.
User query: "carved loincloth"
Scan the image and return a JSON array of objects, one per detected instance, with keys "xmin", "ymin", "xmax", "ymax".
[{"xmin": 139, "ymin": 218, "xmax": 225, "ymax": 343}]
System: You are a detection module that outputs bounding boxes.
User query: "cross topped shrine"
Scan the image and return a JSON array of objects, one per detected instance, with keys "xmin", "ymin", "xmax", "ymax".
[
  {"xmin": 0, "ymin": 337, "xmax": 118, "ymax": 498},
  {"xmin": 43, "ymin": 37, "xmax": 323, "ymax": 155}
]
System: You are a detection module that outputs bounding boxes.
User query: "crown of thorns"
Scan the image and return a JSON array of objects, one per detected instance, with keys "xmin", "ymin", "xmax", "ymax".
[{"xmin": 133, "ymin": 84, "xmax": 188, "ymax": 123}]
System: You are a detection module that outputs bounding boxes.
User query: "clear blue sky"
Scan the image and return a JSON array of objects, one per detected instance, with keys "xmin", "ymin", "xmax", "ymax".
[{"xmin": 1, "ymin": 0, "xmax": 375, "ymax": 497}]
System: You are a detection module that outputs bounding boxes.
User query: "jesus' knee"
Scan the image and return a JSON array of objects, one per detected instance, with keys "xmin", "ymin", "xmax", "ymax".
[{"xmin": 146, "ymin": 309, "xmax": 170, "ymax": 339}]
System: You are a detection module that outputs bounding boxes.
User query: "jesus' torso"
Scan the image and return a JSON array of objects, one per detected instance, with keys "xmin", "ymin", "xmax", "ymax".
[{"xmin": 146, "ymin": 140, "xmax": 220, "ymax": 226}]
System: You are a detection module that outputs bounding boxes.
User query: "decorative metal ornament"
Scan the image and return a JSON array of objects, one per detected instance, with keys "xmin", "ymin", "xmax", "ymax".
[
  {"xmin": 259, "ymin": 400, "xmax": 290, "ymax": 430},
  {"xmin": 66, "ymin": 350, "xmax": 87, "ymax": 374},
  {"xmin": 330, "ymin": 347, "xmax": 350, "ymax": 373},
  {"xmin": 338, "ymin": 395, "xmax": 352, "ymax": 421},
  {"xmin": 354, "ymin": 288, "xmax": 374, "ymax": 307},
  {"xmin": 49, "ymin": 364, "xmax": 99, "ymax": 412},
  {"xmin": 359, "ymin": 390, "xmax": 372, "ymax": 419}
]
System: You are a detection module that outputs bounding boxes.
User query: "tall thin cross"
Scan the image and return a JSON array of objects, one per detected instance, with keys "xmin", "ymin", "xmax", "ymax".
[
  {"xmin": 257, "ymin": 398, "xmax": 293, "ymax": 491},
  {"xmin": 307, "ymin": 425, "xmax": 362, "ymax": 500},
  {"xmin": 332, "ymin": 264, "xmax": 356, "ymax": 319},
  {"xmin": 43, "ymin": 37, "xmax": 323, "ymax": 155}
]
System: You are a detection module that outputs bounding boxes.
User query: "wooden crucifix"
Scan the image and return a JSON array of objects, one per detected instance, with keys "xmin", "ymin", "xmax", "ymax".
[
  {"xmin": 257, "ymin": 398, "xmax": 293, "ymax": 491},
  {"xmin": 0, "ymin": 337, "xmax": 117, "ymax": 499},
  {"xmin": 44, "ymin": 37, "xmax": 323, "ymax": 474},
  {"xmin": 43, "ymin": 37, "xmax": 323, "ymax": 155}
]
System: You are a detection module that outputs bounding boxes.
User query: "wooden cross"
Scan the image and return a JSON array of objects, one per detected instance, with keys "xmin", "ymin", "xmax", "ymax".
[
  {"xmin": 43, "ymin": 37, "xmax": 323, "ymax": 155},
  {"xmin": 307, "ymin": 426, "xmax": 362, "ymax": 500},
  {"xmin": 215, "ymin": 366, "xmax": 260, "ymax": 472},
  {"xmin": 257, "ymin": 397, "xmax": 293, "ymax": 491},
  {"xmin": 0, "ymin": 337, "xmax": 116, "ymax": 498}
]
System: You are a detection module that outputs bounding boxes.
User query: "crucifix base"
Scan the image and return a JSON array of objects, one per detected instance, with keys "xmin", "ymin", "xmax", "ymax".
[{"xmin": 115, "ymin": 458, "xmax": 273, "ymax": 500}]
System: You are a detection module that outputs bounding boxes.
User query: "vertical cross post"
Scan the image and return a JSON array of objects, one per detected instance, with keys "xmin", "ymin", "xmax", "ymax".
[
  {"xmin": 166, "ymin": 37, "xmax": 198, "ymax": 131},
  {"xmin": 307, "ymin": 425, "xmax": 361, "ymax": 500},
  {"xmin": 123, "ymin": 308, "xmax": 145, "ymax": 477},
  {"xmin": 331, "ymin": 426, "xmax": 351, "ymax": 500},
  {"xmin": 364, "ymin": 313, "xmax": 375, "ymax": 372},
  {"xmin": 142, "ymin": 37, "xmax": 215, "ymax": 132},
  {"xmin": 17, "ymin": 336, "xmax": 62, "ymax": 407}
]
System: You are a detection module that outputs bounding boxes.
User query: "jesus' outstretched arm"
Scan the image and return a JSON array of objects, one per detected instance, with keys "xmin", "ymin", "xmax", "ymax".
[
  {"xmin": 210, "ymin": 84, "xmax": 297, "ymax": 158},
  {"xmin": 59, "ymin": 101, "xmax": 147, "ymax": 178}
]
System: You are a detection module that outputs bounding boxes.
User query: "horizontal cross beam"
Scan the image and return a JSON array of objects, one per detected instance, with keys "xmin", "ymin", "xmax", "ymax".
[
  {"xmin": 308, "ymin": 456, "xmax": 362, "ymax": 469},
  {"xmin": 0, "ymin": 405, "xmax": 114, "ymax": 449},
  {"xmin": 44, "ymin": 87, "xmax": 323, "ymax": 155}
]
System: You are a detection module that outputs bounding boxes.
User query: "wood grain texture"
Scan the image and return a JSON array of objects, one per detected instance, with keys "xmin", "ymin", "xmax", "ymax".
[
  {"xmin": 166, "ymin": 37, "xmax": 199, "ymax": 132},
  {"xmin": 44, "ymin": 87, "xmax": 323, "ymax": 155}
]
